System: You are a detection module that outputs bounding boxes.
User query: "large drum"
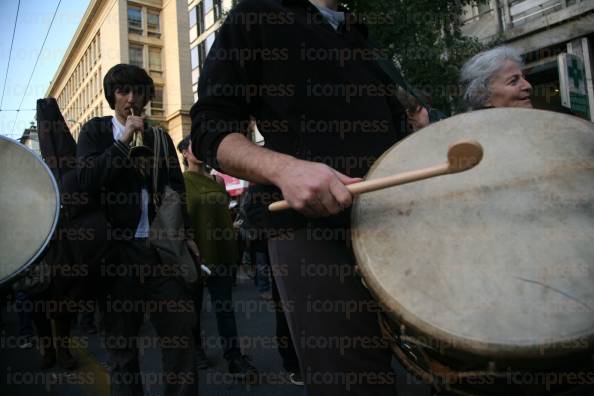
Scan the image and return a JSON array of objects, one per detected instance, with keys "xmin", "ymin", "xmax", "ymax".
[
  {"xmin": 352, "ymin": 108, "xmax": 594, "ymax": 395},
  {"xmin": 0, "ymin": 135, "xmax": 60, "ymax": 285}
]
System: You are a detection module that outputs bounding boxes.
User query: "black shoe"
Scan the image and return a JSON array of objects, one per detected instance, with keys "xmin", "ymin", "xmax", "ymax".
[
  {"xmin": 228, "ymin": 355, "xmax": 258, "ymax": 378},
  {"xmin": 196, "ymin": 348, "xmax": 210, "ymax": 369},
  {"xmin": 40, "ymin": 346, "xmax": 56, "ymax": 369}
]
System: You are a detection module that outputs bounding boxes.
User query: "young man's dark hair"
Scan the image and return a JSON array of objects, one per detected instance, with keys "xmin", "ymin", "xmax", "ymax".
[
  {"xmin": 103, "ymin": 64, "xmax": 155, "ymax": 109},
  {"xmin": 177, "ymin": 135, "xmax": 191, "ymax": 167}
]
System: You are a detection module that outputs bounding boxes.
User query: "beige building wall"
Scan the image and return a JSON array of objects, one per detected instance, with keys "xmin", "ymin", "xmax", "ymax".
[
  {"xmin": 46, "ymin": 0, "xmax": 194, "ymax": 147},
  {"xmin": 162, "ymin": 0, "xmax": 193, "ymax": 145}
]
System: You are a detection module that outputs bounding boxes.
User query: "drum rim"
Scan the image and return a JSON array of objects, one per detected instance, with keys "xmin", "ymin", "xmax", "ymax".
[
  {"xmin": 351, "ymin": 108, "xmax": 594, "ymax": 360},
  {"xmin": 0, "ymin": 134, "xmax": 60, "ymax": 285}
]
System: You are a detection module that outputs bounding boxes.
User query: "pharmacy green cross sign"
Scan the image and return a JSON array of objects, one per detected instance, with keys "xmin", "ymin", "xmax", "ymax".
[
  {"xmin": 568, "ymin": 57, "xmax": 584, "ymax": 90},
  {"xmin": 559, "ymin": 53, "xmax": 590, "ymax": 119}
]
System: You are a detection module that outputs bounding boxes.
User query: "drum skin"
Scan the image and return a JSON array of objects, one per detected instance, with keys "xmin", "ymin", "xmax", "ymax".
[
  {"xmin": 352, "ymin": 108, "xmax": 594, "ymax": 363},
  {"xmin": 0, "ymin": 136, "xmax": 59, "ymax": 284}
]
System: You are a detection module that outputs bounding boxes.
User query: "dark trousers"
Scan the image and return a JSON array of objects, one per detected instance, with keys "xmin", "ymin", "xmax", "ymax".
[
  {"xmin": 99, "ymin": 240, "xmax": 198, "ymax": 396},
  {"xmin": 79, "ymin": 310, "xmax": 96, "ymax": 328},
  {"xmin": 193, "ymin": 268, "xmax": 241, "ymax": 361},
  {"xmin": 271, "ymin": 275, "xmax": 299, "ymax": 373},
  {"xmin": 15, "ymin": 291, "xmax": 34, "ymax": 337},
  {"xmin": 268, "ymin": 228, "xmax": 397, "ymax": 396}
]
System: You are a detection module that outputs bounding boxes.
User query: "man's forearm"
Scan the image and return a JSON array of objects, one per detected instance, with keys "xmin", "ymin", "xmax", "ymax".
[
  {"xmin": 216, "ymin": 132, "xmax": 359, "ymax": 217},
  {"xmin": 216, "ymin": 133, "xmax": 295, "ymax": 187}
]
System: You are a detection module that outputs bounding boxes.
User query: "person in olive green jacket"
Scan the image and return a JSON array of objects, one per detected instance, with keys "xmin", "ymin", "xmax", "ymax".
[{"xmin": 177, "ymin": 136, "xmax": 257, "ymax": 377}]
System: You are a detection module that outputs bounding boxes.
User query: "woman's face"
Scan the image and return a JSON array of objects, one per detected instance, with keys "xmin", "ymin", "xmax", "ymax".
[{"xmin": 486, "ymin": 60, "xmax": 533, "ymax": 109}]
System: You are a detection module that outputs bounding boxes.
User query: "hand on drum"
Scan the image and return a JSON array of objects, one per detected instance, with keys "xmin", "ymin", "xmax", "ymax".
[{"xmin": 274, "ymin": 159, "xmax": 362, "ymax": 218}]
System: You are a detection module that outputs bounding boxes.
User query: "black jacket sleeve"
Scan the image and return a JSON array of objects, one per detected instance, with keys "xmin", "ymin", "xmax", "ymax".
[
  {"xmin": 189, "ymin": 0, "xmax": 263, "ymax": 169},
  {"xmin": 76, "ymin": 118, "xmax": 131, "ymax": 194}
]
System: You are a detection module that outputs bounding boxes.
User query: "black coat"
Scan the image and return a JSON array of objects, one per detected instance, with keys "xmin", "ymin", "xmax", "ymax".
[{"xmin": 76, "ymin": 116, "xmax": 187, "ymax": 240}]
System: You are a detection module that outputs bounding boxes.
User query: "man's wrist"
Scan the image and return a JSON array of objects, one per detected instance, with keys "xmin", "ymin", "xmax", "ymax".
[{"xmin": 267, "ymin": 153, "xmax": 298, "ymax": 186}]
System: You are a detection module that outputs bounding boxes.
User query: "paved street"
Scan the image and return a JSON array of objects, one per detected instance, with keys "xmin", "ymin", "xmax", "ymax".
[{"xmin": 1, "ymin": 267, "xmax": 431, "ymax": 396}]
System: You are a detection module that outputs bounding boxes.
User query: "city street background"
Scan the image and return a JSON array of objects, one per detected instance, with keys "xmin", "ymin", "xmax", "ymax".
[{"xmin": 1, "ymin": 266, "xmax": 431, "ymax": 396}]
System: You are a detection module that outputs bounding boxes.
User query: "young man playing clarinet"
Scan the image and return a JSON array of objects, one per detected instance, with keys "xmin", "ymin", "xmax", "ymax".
[{"xmin": 77, "ymin": 64, "xmax": 198, "ymax": 396}]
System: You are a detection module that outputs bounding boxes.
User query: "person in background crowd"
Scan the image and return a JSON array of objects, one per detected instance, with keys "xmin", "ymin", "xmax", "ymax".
[
  {"xmin": 404, "ymin": 89, "xmax": 446, "ymax": 132},
  {"xmin": 79, "ymin": 310, "xmax": 97, "ymax": 334},
  {"xmin": 460, "ymin": 46, "xmax": 533, "ymax": 110},
  {"xmin": 238, "ymin": 195, "xmax": 272, "ymax": 300},
  {"xmin": 178, "ymin": 136, "xmax": 258, "ymax": 378},
  {"xmin": 11, "ymin": 255, "xmax": 78, "ymax": 370},
  {"xmin": 14, "ymin": 291, "xmax": 34, "ymax": 349},
  {"xmin": 237, "ymin": 189, "xmax": 303, "ymax": 384}
]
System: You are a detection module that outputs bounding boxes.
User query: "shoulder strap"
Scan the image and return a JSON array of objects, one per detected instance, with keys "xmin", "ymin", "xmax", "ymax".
[
  {"xmin": 368, "ymin": 39, "xmax": 445, "ymax": 123},
  {"xmin": 369, "ymin": 43, "xmax": 428, "ymax": 110},
  {"xmin": 152, "ymin": 127, "xmax": 161, "ymax": 206},
  {"xmin": 152, "ymin": 126, "xmax": 170, "ymax": 206},
  {"xmin": 160, "ymin": 127, "xmax": 170, "ymax": 174}
]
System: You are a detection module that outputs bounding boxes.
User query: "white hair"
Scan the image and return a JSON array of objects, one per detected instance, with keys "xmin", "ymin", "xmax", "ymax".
[{"xmin": 460, "ymin": 46, "xmax": 524, "ymax": 109}]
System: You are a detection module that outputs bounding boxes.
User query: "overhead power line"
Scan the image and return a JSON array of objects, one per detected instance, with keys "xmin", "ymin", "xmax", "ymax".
[
  {"xmin": 0, "ymin": 0, "xmax": 21, "ymax": 110},
  {"xmin": 11, "ymin": 0, "xmax": 62, "ymax": 134}
]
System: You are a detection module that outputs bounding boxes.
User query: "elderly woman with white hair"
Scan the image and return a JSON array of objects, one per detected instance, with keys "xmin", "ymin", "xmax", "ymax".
[{"xmin": 460, "ymin": 46, "xmax": 533, "ymax": 110}]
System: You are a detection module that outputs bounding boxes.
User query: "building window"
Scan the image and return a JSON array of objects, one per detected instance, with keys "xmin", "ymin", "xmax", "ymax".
[
  {"xmin": 128, "ymin": 6, "xmax": 142, "ymax": 34},
  {"xmin": 477, "ymin": 1, "xmax": 491, "ymax": 15},
  {"xmin": 97, "ymin": 33, "xmax": 101, "ymax": 57},
  {"xmin": 214, "ymin": 0, "xmax": 223, "ymax": 21},
  {"xmin": 205, "ymin": 32, "xmax": 215, "ymax": 54},
  {"xmin": 192, "ymin": 68, "xmax": 199, "ymax": 85},
  {"xmin": 198, "ymin": 41, "xmax": 207, "ymax": 70},
  {"xmin": 147, "ymin": 10, "xmax": 160, "ymax": 37},
  {"xmin": 191, "ymin": 46, "xmax": 199, "ymax": 70},
  {"xmin": 204, "ymin": 0, "xmax": 213, "ymax": 13},
  {"xmin": 197, "ymin": 3, "xmax": 205, "ymax": 35},
  {"xmin": 189, "ymin": 7, "xmax": 197, "ymax": 28},
  {"xmin": 189, "ymin": 4, "xmax": 205, "ymax": 42},
  {"xmin": 191, "ymin": 41, "xmax": 207, "ymax": 71},
  {"xmin": 151, "ymin": 86, "xmax": 164, "ymax": 116},
  {"xmin": 129, "ymin": 44, "xmax": 144, "ymax": 67},
  {"xmin": 149, "ymin": 47, "xmax": 162, "ymax": 72}
]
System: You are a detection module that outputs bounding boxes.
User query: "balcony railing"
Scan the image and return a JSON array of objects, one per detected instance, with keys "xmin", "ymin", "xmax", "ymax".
[
  {"xmin": 508, "ymin": 0, "xmax": 563, "ymax": 26},
  {"xmin": 463, "ymin": 0, "xmax": 587, "ymax": 33}
]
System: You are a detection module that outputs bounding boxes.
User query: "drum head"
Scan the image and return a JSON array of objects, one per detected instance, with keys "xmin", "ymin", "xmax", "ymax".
[
  {"xmin": 0, "ymin": 136, "xmax": 59, "ymax": 284},
  {"xmin": 352, "ymin": 108, "xmax": 594, "ymax": 360}
]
